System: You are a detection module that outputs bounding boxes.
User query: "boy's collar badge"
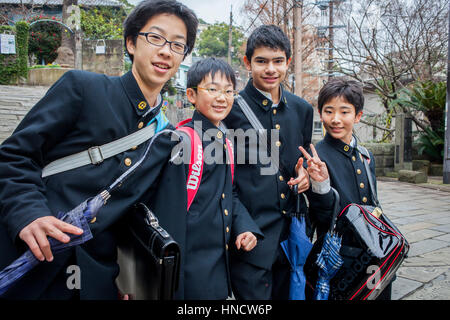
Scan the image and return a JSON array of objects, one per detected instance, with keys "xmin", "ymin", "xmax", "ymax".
[
  {"xmin": 138, "ymin": 101, "xmax": 147, "ymax": 110},
  {"xmin": 262, "ymin": 99, "xmax": 269, "ymax": 106},
  {"xmin": 344, "ymin": 145, "xmax": 350, "ymax": 152}
]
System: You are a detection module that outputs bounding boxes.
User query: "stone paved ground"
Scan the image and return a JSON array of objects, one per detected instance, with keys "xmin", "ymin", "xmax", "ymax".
[
  {"xmin": 377, "ymin": 179, "xmax": 450, "ymax": 300},
  {"xmin": 0, "ymin": 85, "xmax": 49, "ymax": 143}
]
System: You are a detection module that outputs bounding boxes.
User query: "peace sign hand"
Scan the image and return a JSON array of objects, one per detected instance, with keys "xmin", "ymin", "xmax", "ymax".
[{"xmin": 299, "ymin": 144, "xmax": 329, "ymax": 183}]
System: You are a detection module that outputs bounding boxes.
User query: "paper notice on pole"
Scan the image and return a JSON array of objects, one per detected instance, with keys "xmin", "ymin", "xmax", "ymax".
[{"xmin": 0, "ymin": 34, "xmax": 16, "ymax": 54}]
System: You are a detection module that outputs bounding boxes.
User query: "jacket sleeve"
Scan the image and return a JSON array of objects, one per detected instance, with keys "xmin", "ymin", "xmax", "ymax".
[
  {"xmin": 306, "ymin": 186, "xmax": 336, "ymax": 235},
  {"xmin": 303, "ymin": 103, "xmax": 313, "ymax": 149},
  {"xmin": 0, "ymin": 71, "xmax": 83, "ymax": 242},
  {"xmin": 231, "ymin": 184, "xmax": 264, "ymax": 240},
  {"xmin": 291, "ymin": 101, "xmax": 314, "ymax": 178}
]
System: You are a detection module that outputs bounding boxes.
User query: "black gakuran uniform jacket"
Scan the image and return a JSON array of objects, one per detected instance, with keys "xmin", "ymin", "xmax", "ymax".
[
  {"xmin": 223, "ymin": 80, "xmax": 314, "ymax": 270},
  {"xmin": 144, "ymin": 111, "xmax": 263, "ymax": 300},
  {"xmin": 307, "ymin": 133, "xmax": 376, "ymax": 237},
  {"xmin": 307, "ymin": 134, "xmax": 393, "ymax": 299},
  {"xmin": 0, "ymin": 70, "xmax": 176, "ymax": 299}
]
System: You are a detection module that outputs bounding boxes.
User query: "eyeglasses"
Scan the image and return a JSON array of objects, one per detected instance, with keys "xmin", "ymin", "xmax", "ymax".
[
  {"xmin": 196, "ymin": 87, "xmax": 237, "ymax": 99},
  {"xmin": 138, "ymin": 32, "xmax": 189, "ymax": 55}
]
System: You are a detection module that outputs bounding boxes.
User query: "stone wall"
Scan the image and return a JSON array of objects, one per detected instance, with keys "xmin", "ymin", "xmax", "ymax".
[
  {"xmin": 82, "ymin": 39, "xmax": 123, "ymax": 76},
  {"xmin": 27, "ymin": 67, "xmax": 72, "ymax": 86},
  {"xmin": 362, "ymin": 143, "xmax": 395, "ymax": 176},
  {"xmin": 164, "ymin": 104, "xmax": 193, "ymax": 125}
]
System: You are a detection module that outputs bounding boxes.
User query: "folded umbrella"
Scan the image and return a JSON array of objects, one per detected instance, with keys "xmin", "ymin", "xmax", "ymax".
[
  {"xmin": 281, "ymin": 185, "xmax": 313, "ymax": 300},
  {"xmin": 0, "ymin": 128, "xmax": 176, "ymax": 297},
  {"xmin": 313, "ymin": 188, "xmax": 344, "ymax": 300}
]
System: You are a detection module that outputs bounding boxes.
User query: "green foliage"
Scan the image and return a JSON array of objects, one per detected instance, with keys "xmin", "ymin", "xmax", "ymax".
[
  {"xmin": 29, "ymin": 64, "xmax": 61, "ymax": 69},
  {"xmin": 417, "ymin": 126, "xmax": 445, "ymax": 162},
  {"xmin": 15, "ymin": 21, "xmax": 29, "ymax": 78},
  {"xmin": 80, "ymin": 7, "xmax": 127, "ymax": 40},
  {"xmin": 392, "ymin": 81, "xmax": 446, "ymax": 162},
  {"xmin": 196, "ymin": 22, "xmax": 245, "ymax": 66},
  {"xmin": 393, "ymin": 81, "xmax": 446, "ymax": 133},
  {"xmin": 28, "ymin": 15, "xmax": 62, "ymax": 64},
  {"xmin": 0, "ymin": 22, "xmax": 29, "ymax": 84},
  {"xmin": 162, "ymin": 78, "xmax": 177, "ymax": 96}
]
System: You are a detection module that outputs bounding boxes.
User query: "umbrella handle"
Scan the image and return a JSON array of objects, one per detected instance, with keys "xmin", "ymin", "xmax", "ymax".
[{"xmin": 329, "ymin": 188, "xmax": 340, "ymax": 234}]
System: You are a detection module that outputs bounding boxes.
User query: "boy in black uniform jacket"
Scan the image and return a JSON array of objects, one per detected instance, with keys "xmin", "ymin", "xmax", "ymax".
[
  {"xmin": 145, "ymin": 58, "xmax": 262, "ymax": 299},
  {"xmin": 301, "ymin": 78, "xmax": 393, "ymax": 300},
  {"xmin": 223, "ymin": 25, "xmax": 314, "ymax": 300},
  {"xmin": 0, "ymin": 1, "xmax": 198, "ymax": 299}
]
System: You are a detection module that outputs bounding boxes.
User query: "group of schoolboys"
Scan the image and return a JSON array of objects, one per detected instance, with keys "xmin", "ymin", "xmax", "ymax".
[{"xmin": 0, "ymin": 0, "xmax": 391, "ymax": 300}]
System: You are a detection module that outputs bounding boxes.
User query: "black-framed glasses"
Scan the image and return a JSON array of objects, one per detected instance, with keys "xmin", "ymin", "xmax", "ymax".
[
  {"xmin": 138, "ymin": 32, "xmax": 189, "ymax": 55},
  {"xmin": 195, "ymin": 87, "xmax": 237, "ymax": 99}
]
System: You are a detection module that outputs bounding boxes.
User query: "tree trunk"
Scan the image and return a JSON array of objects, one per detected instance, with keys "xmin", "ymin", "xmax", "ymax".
[{"xmin": 61, "ymin": 0, "xmax": 78, "ymax": 53}]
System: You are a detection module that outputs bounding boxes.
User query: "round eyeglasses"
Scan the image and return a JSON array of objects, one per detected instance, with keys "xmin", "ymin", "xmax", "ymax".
[
  {"xmin": 138, "ymin": 32, "xmax": 189, "ymax": 55},
  {"xmin": 196, "ymin": 87, "xmax": 237, "ymax": 99}
]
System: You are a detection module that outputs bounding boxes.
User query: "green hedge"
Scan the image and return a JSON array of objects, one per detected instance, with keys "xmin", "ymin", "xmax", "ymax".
[{"xmin": 0, "ymin": 21, "xmax": 29, "ymax": 84}]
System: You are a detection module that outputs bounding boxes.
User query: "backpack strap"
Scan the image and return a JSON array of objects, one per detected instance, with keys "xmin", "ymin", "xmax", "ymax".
[
  {"xmin": 225, "ymin": 137, "xmax": 234, "ymax": 184},
  {"xmin": 176, "ymin": 120, "xmax": 203, "ymax": 212},
  {"xmin": 176, "ymin": 119, "xmax": 235, "ymax": 210}
]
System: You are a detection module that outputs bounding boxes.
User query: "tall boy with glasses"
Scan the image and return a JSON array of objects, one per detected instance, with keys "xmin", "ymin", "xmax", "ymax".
[{"xmin": 0, "ymin": 0, "xmax": 198, "ymax": 299}]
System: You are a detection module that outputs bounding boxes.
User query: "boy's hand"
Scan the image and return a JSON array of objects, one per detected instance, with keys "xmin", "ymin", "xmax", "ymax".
[
  {"xmin": 299, "ymin": 144, "xmax": 329, "ymax": 182},
  {"xmin": 287, "ymin": 157, "xmax": 310, "ymax": 193},
  {"xmin": 235, "ymin": 232, "xmax": 257, "ymax": 251},
  {"xmin": 18, "ymin": 216, "xmax": 84, "ymax": 262}
]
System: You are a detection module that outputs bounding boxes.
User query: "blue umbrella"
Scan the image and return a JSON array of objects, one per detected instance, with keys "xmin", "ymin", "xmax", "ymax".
[
  {"xmin": 280, "ymin": 185, "xmax": 313, "ymax": 300},
  {"xmin": 313, "ymin": 188, "xmax": 344, "ymax": 300},
  {"xmin": 0, "ymin": 127, "xmax": 175, "ymax": 297}
]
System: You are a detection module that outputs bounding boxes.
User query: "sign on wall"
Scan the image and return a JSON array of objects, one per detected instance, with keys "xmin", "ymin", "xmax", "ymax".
[{"xmin": 0, "ymin": 34, "xmax": 16, "ymax": 54}]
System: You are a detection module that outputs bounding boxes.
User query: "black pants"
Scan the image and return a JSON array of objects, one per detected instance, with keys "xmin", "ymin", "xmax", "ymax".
[{"xmin": 230, "ymin": 248, "xmax": 290, "ymax": 300}]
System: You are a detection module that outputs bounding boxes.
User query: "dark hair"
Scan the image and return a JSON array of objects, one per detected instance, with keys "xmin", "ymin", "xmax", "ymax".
[
  {"xmin": 245, "ymin": 25, "xmax": 291, "ymax": 60},
  {"xmin": 318, "ymin": 78, "xmax": 364, "ymax": 114},
  {"xmin": 187, "ymin": 57, "xmax": 236, "ymax": 89},
  {"xmin": 123, "ymin": 0, "xmax": 198, "ymax": 61}
]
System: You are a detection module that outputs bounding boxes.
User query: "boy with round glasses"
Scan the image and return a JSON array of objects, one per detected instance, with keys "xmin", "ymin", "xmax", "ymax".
[
  {"xmin": 141, "ymin": 57, "xmax": 262, "ymax": 299},
  {"xmin": 0, "ymin": 0, "xmax": 198, "ymax": 299}
]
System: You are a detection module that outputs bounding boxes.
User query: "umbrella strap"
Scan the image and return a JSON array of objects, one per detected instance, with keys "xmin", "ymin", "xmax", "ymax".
[{"xmin": 107, "ymin": 129, "xmax": 180, "ymax": 192}]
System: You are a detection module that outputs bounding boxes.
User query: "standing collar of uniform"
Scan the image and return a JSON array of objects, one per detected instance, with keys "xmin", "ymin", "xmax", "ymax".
[
  {"xmin": 242, "ymin": 78, "xmax": 288, "ymax": 112},
  {"xmin": 120, "ymin": 71, "xmax": 163, "ymax": 117},
  {"xmin": 190, "ymin": 110, "xmax": 227, "ymax": 142},
  {"xmin": 324, "ymin": 133, "xmax": 358, "ymax": 158}
]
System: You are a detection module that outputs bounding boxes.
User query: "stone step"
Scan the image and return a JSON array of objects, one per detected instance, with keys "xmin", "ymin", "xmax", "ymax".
[{"xmin": 398, "ymin": 170, "xmax": 427, "ymax": 184}]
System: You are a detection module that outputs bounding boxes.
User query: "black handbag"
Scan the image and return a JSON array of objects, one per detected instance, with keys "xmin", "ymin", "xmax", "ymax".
[
  {"xmin": 305, "ymin": 148, "xmax": 409, "ymax": 300},
  {"xmin": 116, "ymin": 203, "xmax": 180, "ymax": 300}
]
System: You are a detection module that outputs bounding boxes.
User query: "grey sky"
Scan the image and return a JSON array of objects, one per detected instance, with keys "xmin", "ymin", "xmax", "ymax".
[{"xmin": 127, "ymin": 0, "xmax": 247, "ymax": 26}]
